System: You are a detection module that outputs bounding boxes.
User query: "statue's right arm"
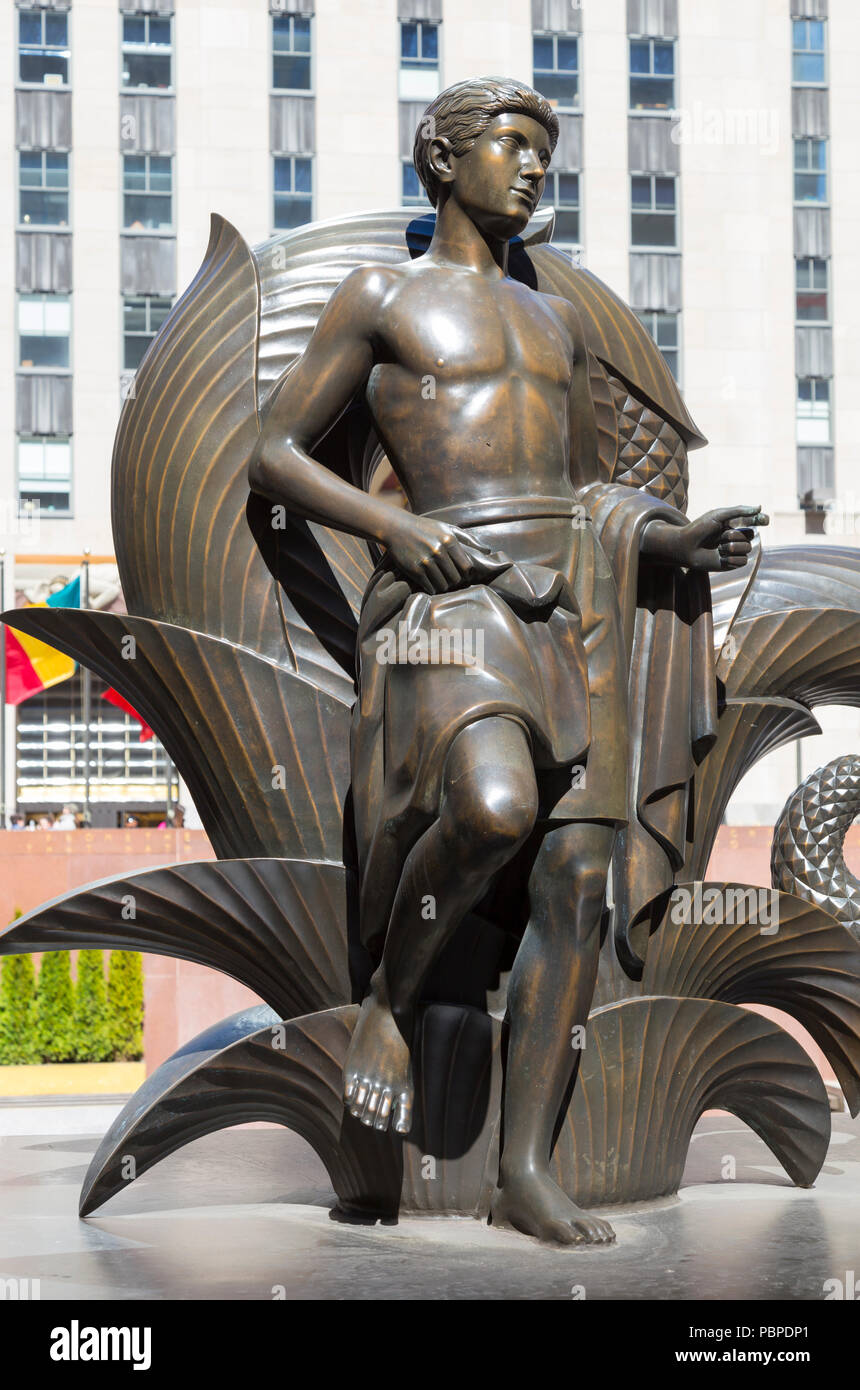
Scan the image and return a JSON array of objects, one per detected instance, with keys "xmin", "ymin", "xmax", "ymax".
[{"xmin": 248, "ymin": 267, "xmax": 400, "ymax": 547}]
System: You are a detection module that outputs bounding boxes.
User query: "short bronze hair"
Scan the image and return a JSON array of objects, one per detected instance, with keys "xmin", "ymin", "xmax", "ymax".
[{"xmin": 413, "ymin": 77, "xmax": 560, "ymax": 208}]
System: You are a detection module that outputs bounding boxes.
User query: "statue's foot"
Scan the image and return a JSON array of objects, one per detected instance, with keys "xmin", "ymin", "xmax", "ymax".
[
  {"xmin": 343, "ymin": 995, "xmax": 413, "ymax": 1134},
  {"xmin": 490, "ymin": 1170, "xmax": 616, "ymax": 1247}
]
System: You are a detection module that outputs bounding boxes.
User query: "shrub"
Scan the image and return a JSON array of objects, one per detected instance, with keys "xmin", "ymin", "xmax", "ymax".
[
  {"xmin": 0, "ymin": 954, "xmax": 40, "ymax": 1065},
  {"xmin": 107, "ymin": 951, "xmax": 144, "ymax": 1060},
  {"xmin": 73, "ymin": 950, "xmax": 112, "ymax": 1062},
  {"xmin": 35, "ymin": 951, "xmax": 76, "ymax": 1062}
]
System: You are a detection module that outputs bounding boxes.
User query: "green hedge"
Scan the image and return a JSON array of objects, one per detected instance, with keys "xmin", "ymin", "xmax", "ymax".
[{"xmin": 0, "ymin": 945, "xmax": 145, "ymax": 1066}]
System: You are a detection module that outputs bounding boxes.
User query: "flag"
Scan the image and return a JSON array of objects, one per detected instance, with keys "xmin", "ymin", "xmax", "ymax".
[
  {"xmin": 3, "ymin": 575, "xmax": 81, "ymax": 706},
  {"xmin": 102, "ymin": 687, "xmax": 154, "ymax": 742}
]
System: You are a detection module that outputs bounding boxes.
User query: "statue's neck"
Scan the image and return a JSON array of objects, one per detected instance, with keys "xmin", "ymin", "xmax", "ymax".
[{"xmin": 426, "ymin": 197, "xmax": 508, "ymax": 278}]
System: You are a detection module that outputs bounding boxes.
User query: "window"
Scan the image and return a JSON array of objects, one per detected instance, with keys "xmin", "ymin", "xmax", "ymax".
[
  {"xmin": 400, "ymin": 20, "xmax": 439, "ymax": 100},
  {"xmin": 792, "ymin": 19, "xmax": 826, "ymax": 84},
  {"xmin": 401, "ymin": 161, "xmax": 429, "ymax": 209},
  {"xmin": 796, "ymin": 377, "xmax": 831, "ymax": 444},
  {"xmin": 18, "ymin": 294, "xmax": 71, "ymax": 370},
  {"xmin": 630, "ymin": 38, "xmax": 675, "ymax": 112},
  {"xmin": 19, "ymin": 151, "xmax": 69, "ymax": 227},
  {"xmin": 274, "ymin": 155, "xmax": 312, "ymax": 230},
  {"xmin": 19, "ymin": 7, "xmax": 69, "ymax": 86},
  {"xmin": 631, "ymin": 174, "xmax": 677, "ymax": 248},
  {"xmin": 636, "ymin": 310, "xmax": 680, "ymax": 382},
  {"xmin": 123, "ymin": 154, "xmax": 172, "ymax": 231},
  {"xmin": 546, "ymin": 170, "xmax": 580, "ymax": 245},
  {"xmin": 273, "ymin": 13, "xmax": 311, "ymax": 90},
  {"xmin": 18, "ymin": 436, "xmax": 72, "ymax": 515},
  {"xmin": 533, "ymin": 33, "xmax": 579, "ymax": 110},
  {"xmin": 122, "ymin": 14, "xmax": 172, "ymax": 90},
  {"xmin": 795, "ymin": 258, "xmax": 829, "ymax": 322},
  {"xmin": 123, "ymin": 295, "xmax": 172, "ymax": 370},
  {"xmin": 794, "ymin": 138, "xmax": 827, "ymax": 203}
]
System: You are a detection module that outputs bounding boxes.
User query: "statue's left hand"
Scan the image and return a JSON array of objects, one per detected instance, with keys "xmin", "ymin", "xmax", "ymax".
[{"xmin": 671, "ymin": 504, "xmax": 769, "ymax": 572}]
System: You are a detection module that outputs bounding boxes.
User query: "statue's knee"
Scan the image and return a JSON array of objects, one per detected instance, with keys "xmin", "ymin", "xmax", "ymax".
[{"xmin": 443, "ymin": 773, "xmax": 537, "ymax": 862}]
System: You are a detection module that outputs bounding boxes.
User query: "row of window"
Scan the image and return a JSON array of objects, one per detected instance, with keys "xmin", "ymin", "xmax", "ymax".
[
  {"xmin": 19, "ymin": 11, "xmax": 829, "ymax": 102},
  {"xmin": 19, "ymin": 8, "xmax": 173, "ymax": 90},
  {"xmin": 17, "ymin": 294, "xmax": 171, "ymax": 374}
]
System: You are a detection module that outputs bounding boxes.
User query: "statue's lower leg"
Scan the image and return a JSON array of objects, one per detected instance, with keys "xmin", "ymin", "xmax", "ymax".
[
  {"xmin": 490, "ymin": 819, "xmax": 617, "ymax": 1245},
  {"xmin": 344, "ymin": 716, "xmax": 538, "ymax": 1133}
]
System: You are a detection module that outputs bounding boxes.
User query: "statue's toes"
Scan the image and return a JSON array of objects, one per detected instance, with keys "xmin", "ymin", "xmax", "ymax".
[{"xmin": 393, "ymin": 1091, "xmax": 412, "ymax": 1136}]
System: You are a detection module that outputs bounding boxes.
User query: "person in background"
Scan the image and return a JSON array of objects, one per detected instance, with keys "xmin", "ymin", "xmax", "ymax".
[
  {"xmin": 37, "ymin": 814, "xmax": 54, "ymax": 830},
  {"xmin": 8, "ymin": 813, "xmax": 26, "ymax": 830},
  {"xmin": 125, "ymin": 815, "xmax": 140, "ymax": 829},
  {"xmin": 54, "ymin": 804, "xmax": 78, "ymax": 830}
]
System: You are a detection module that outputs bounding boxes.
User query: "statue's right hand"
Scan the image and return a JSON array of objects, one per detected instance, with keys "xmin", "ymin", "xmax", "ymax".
[{"xmin": 382, "ymin": 514, "xmax": 491, "ymax": 593}]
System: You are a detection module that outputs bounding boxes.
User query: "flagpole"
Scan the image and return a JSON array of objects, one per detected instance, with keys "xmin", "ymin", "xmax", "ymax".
[
  {"xmin": 0, "ymin": 548, "xmax": 6, "ymax": 831},
  {"xmin": 82, "ymin": 549, "xmax": 91, "ymax": 826}
]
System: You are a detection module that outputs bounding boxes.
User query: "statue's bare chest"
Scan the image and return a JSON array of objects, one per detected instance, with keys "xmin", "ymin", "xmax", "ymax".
[{"xmin": 378, "ymin": 275, "xmax": 574, "ymax": 391}]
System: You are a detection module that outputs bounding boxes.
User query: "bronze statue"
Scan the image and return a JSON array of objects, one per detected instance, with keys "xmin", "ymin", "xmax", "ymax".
[
  {"xmin": 248, "ymin": 78, "xmax": 766, "ymax": 1245},
  {"xmin": 4, "ymin": 79, "xmax": 860, "ymax": 1252}
]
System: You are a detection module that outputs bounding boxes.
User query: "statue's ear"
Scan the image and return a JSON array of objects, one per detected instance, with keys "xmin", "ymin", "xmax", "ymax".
[{"xmin": 427, "ymin": 136, "xmax": 454, "ymax": 189}]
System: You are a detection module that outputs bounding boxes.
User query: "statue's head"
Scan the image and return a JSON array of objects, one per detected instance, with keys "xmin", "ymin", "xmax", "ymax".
[{"xmin": 413, "ymin": 77, "xmax": 559, "ymax": 239}]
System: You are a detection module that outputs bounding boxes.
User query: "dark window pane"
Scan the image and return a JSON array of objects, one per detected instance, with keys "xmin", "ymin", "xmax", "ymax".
[
  {"xmin": 557, "ymin": 37, "xmax": 578, "ymax": 70},
  {"xmin": 20, "ymin": 152, "xmax": 42, "ymax": 185},
  {"xmin": 655, "ymin": 176, "xmax": 676, "ymax": 207},
  {"xmin": 123, "ymin": 299, "xmax": 147, "ymax": 333},
  {"xmin": 123, "ymin": 155, "xmax": 146, "ymax": 189},
  {"xmin": 149, "ymin": 157, "xmax": 172, "ymax": 191},
  {"xmin": 423, "ymin": 24, "xmax": 438, "ymax": 60},
  {"xmin": 631, "ymin": 175, "xmax": 651, "ymax": 207},
  {"xmin": 123, "ymin": 52, "xmax": 171, "ymax": 87},
  {"xmin": 294, "ymin": 158, "xmax": 312, "ymax": 193},
  {"xmin": 554, "ymin": 208, "xmax": 579, "ymax": 242},
  {"xmin": 20, "ymin": 190, "xmax": 68, "ymax": 225},
  {"xmin": 653, "ymin": 41, "xmax": 674, "ymax": 75},
  {"xmin": 557, "ymin": 172, "xmax": 579, "ymax": 202},
  {"xmin": 20, "ymin": 334, "xmax": 69, "ymax": 369},
  {"xmin": 149, "ymin": 18, "xmax": 171, "ymax": 46},
  {"xmin": 273, "ymin": 157, "xmax": 292, "ymax": 192},
  {"xmin": 797, "ymin": 379, "xmax": 812, "ymax": 401},
  {"xmin": 150, "ymin": 299, "xmax": 172, "ymax": 332},
  {"xmin": 630, "ymin": 74, "xmax": 675, "ymax": 109},
  {"xmin": 123, "ymin": 17, "xmax": 146, "ymax": 43},
  {"xmin": 20, "ymin": 14, "xmax": 43, "ymax": 45},
  {"xmin": 632, "ymin": 211, "xmax": 676, "ymax": 247},
  {"xmin": 795, "ymin": 172, "xmax": 826, "ymax": 201},
  {"xmin": 537, "ymin": 72, "xmax": 578, "ymax": 107},
  {"xmin": 630, "ymin": 41, "xmax": 650, "ymax": 74},
  {"xmin": 533, "ymin": 36, "xmax": 553, "ymax": 70},
  {"xmin": 273, "ymin": 53, "xmax": 311, "ymax": 88},
  {"xmin": 272, "ymin": 16, "xmax": 291, "ymax": 49},
  {"xmin": 124, "ymin": 334, "xmax": 149, "ymax": 370},
  {"xmin": 20, "ymin": 51, "xmax": 69, "ymax": 83},
  {"xmin": 401, "ymin": 23, "xmax": 418, "ymax": 60},
  {"xmin": 124, "ymin": 193, "xmax": 172, "ymax": 231},
  {"xmin": 274, "ymin": 195, "xmax": 312, "ymax": 231},
  {"xmin": 46, "ymin": 153, "xmax": 68, "ymax": 186},
  {"xmin": 294, "ymin": 18, "xmax": 311, "ymax": 52}
]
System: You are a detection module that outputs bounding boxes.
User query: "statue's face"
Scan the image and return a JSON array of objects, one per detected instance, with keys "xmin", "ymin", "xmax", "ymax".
[{"xmin": 448, "ymin": 112, "xmax": 551, "ymax": 239}]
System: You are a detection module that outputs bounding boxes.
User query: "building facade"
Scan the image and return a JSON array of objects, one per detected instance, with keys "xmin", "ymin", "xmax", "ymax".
[{"xmin": 1, "ymin": 0, "xmax": 858, "ymax": 825}]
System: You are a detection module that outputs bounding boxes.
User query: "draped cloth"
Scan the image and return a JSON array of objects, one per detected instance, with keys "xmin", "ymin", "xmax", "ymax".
[
  {"xmin": 350, "ymin": 500, "xmax": 628, "ymax": 956},
  {"xmin": 349, "ymin": 488, "xmax": 719, "ymax": 966},
  {"xmin": 579, "ymin": 482, "xmax": 719, "ymax": 962}
]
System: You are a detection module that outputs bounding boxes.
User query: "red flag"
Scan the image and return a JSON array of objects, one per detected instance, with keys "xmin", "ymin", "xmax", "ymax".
[{"xmin": 102, "ymin": 687, "xmax": 154, "ymax": 742}]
